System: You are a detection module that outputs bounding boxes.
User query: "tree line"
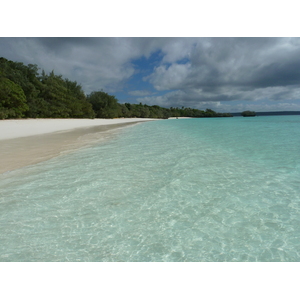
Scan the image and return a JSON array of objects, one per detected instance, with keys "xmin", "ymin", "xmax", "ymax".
[{"xmin": 0, "ymin": 57, "xmax": 232, "ymax": 119}]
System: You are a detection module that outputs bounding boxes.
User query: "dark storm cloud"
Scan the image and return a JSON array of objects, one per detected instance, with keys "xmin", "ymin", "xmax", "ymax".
[
  {"xmin": 248, "ymin": 60, "xmax": 300, "ymax": 88},
  {"xmin": 149, "ymin": 37, "xmax": 300, "ymax": 91},
  {"xmin": 143, "ymin": 37, "xmax": 300, "ymax": 110}
]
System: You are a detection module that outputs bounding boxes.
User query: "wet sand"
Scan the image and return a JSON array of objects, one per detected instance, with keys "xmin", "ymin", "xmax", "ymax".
[{"xmin": 0, "ymin": 119, "xmax": 154, "ymax": 174}]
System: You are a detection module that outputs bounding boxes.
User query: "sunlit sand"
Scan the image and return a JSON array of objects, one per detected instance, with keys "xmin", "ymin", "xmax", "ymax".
[{"xmin": 0, "ymin": 118, "xmax": 154, "ymax": 174}]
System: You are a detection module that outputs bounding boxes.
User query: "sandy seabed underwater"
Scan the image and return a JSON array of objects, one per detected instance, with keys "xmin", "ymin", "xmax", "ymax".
[{"xmin": 1, "ymin": 116, "xmax": 300, "ymax": 261}]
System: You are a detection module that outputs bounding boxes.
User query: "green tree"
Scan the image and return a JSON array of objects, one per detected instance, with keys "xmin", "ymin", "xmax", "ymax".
[
  {"xmin": 0, "ymin": 57, "xmax": 42, "ymax": 117},
  {"xmin": 119, "ymin": 103, "xmax": 132, "ymax": 117},
  {"xmin": 241, "ymin": 110, "xmax": 256, "ymax": 117},
  {"xmin": 64, "ymin": 79, "xmax": 95, "ymax": 118},
  {"xmin": 204, "ymin": 108, "xmax": 217, "ymax": 117},
  {"xmin": 0, "ymin": 77, "xmax": 28, "ymax": 119},
  {"xmin": 38, "ymin": 71, "xmax": 72, "ymax": 117},
  {"xmin": 87, "ymin": 91, "xmax": 119, "ymax": 118}
]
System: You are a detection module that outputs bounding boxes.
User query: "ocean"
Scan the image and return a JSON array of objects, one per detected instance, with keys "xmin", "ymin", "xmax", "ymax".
[{"xmin": 1, "ymin": 116, "xmax": 300, "ymax": 261}]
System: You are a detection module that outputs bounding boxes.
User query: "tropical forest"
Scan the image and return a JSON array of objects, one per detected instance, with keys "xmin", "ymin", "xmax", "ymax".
[{"xmin": 0, "ymin": 57, "xmax": 233, "ymax": 119}]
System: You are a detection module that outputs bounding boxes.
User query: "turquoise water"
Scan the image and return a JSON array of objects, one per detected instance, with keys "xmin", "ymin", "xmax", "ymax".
[{"xmin": 1, "ymin": 116, "xmax": 300, "ymax": 261}]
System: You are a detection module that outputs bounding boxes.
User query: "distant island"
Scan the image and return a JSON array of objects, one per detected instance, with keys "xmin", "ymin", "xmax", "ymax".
[
  {"xmin": 230, "ymin": 111, "xmax": 300, "ymax": 117},
  {"xmin": 0, "ymin": 56, "xmax": 232, "ymax": 120},
  {"xmin": 241, "ymin": 110, "xmax": 256, "ymax": 117}
]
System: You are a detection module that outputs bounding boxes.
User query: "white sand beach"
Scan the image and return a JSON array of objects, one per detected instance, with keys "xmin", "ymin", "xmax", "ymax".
[
  {"xmin": 0, "ymin": 118, "xmax": 155, "ymax": 174},
  {"xmin": 0, "ymin": 118, "xmax": 155, "ymax": 140}
]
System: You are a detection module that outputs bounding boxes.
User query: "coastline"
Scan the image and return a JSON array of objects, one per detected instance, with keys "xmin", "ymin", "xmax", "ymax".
[{"xmin": 0, "ymin": 118, "xmax": 155, "ymax": 174}]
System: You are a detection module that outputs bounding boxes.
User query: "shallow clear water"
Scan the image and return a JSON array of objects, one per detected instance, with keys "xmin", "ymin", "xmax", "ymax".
[{"xmin": 1, "ymin": 116, "xmax": 300, "ymax": 261}]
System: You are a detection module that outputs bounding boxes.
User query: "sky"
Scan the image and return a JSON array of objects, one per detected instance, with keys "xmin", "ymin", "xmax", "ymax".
[{"xmin": 1, "ymin": 37, "xmax": 300, "ymax": 112}]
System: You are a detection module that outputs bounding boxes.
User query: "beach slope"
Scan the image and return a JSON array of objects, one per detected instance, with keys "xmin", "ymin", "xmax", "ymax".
[{"xmin": 0, "ymin": 118, "xmax": 154, "ymax": 174}]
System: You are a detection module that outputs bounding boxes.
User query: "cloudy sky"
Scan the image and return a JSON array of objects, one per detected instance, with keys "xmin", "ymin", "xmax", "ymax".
[{"xmin": 1, "ymin": 37, "xmax": 300, "ymax": 112}]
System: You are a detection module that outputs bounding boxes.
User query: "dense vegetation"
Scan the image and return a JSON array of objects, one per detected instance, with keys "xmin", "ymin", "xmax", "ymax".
[
  {"xmin": 241, "ymin": 110, "xmax": 256, "ymax": 117},
  {"xmin": 0, "ymin": 57, "xmax": 95, "ymax": 119},
  {"xmin": 0, "ymin": 57, "xmax": 232, "ymax": 119}
]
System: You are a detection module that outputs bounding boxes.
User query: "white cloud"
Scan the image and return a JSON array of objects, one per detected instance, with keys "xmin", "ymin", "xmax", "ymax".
[
  {"xmin": 160, "ymin": 38, "xmax": 197, "ymax": 63},
  {"xmin": 147, "ymin": 63, "xmax": 192, "ymax": 90}
]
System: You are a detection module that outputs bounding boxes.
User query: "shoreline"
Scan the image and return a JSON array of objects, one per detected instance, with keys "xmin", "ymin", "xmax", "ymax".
[
  {"xmin": 0, "ymin": 118, "xmax": 155, "ymax": 140},
  {"xmin": 0, "ymin": 118, "xmax": 155, "ymax": 174}
]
